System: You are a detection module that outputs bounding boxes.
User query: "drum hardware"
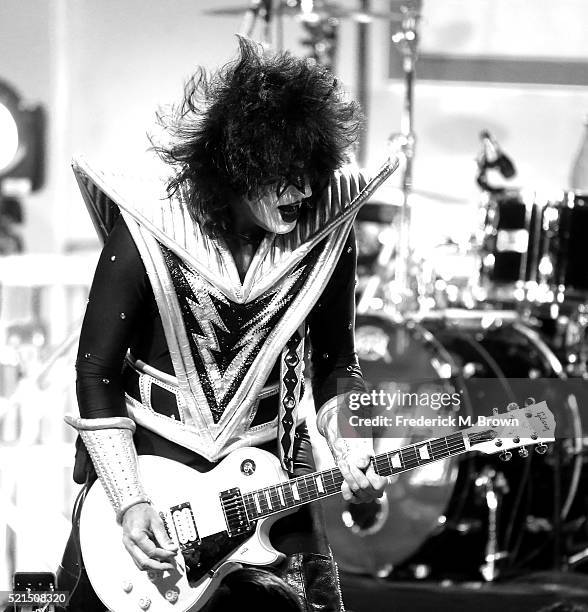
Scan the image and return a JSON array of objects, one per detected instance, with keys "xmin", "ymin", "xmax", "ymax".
[
  {"xmin": 205, "ymin": 2, "xmax": 401, "ymax": 21},
  {"xmin": 476, "ymin": 130, "xmax": 517, "ymax": 194},
  {"xmin": 318, "ymin": 312, "xmax": 467, "ymax": 577},
  {"xmin": 319, "ymin": 310, "xmax": 584, "ymax": 580},
  {"xmin": 534, "ymin": 192, "xmax": 588, "ymax": 303},
  {"xmin": 207, "ymin": 1, "xmax": 401, "ymax": 56},
  {"xmin": 341, "ymin": 492, "xmax": 390, "ymax": 536},
  {"xmin": 476, "ymin": 467, "xmax": 509, "ymax": 582},
  {"xmin": 358, "ymin": 2, "xmax": 421, "ymax": 314},
  {"xmin": 238, "ymin": 1, "xmax": 272, "ymax": 45}
]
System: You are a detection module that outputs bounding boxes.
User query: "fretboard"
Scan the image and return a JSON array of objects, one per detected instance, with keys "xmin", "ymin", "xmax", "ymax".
[{"xmin": 242, "ymin": 431, "xmax": 468, "ymax": 521}]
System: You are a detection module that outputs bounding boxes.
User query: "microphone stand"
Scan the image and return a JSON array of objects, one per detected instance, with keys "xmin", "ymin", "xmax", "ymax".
[
  {"xmin": 393, "ymin": 4, "xmax": 419, "ymax": 298},
  {"xmin": 357, "ymin": 2, "xmax": 421, "ymax": 314}
]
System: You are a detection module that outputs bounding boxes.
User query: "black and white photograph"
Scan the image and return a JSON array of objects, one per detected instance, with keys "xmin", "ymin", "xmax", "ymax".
[{"xmin": 1, "ymin": 1, "xmax": 588, "ymax": 610}]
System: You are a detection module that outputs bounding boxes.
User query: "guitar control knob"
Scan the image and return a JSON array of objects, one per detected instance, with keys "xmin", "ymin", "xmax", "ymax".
[
  {"xmin": 121, "ymin": 581, "xmax": 133, "ymax": 593},
  {"xmin": 524, "ymin": 397, "xmax": 536, "ymax": 406},
  {"xmin": 138, "ymin": 597, "xmax": 151, "ymax": 610},
  {"xmin": 507, "ymin": 402, "xmax": 519, "ymax": 411},
  {"xmin": 518, "ymin": 446, "xmax": 529, "ymax": 458},
  {"xmin": 499, "ymin": 450, "xmax": 512, "ymax": 462},
  {"xmin": 535, "ymin": 443, "xmax": 548, "ymax": 455},
  {"xmin": 165, "ymin": 588, "xmax": 180, "ymax": 604}
]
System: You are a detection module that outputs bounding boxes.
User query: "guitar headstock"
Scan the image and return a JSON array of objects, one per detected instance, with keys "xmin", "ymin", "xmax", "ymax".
[{"xmin": 466, "ymin": 400, "xmax": 555, "ymax": 459}]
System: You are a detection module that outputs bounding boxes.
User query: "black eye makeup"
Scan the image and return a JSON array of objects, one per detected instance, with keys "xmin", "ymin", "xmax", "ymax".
[{"xmin": 275, "ymin": 173, "xmax": 307, "ymax": 198}]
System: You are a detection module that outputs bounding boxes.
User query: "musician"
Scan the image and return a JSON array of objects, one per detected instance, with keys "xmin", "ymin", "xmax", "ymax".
[{"xmin": 59, "ymin": 37, "xmax": 387, "ymax": 611}]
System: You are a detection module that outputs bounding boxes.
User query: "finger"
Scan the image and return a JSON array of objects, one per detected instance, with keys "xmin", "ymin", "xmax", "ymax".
[
  {"xmin": 365, "ymin": 466, "xmax": 387, "ymax": 494},
  {"xmin": 341, "ymin": 480, "xmax": 354, "ymax": 502},
  {"xmin": 338, "ymin": 459, "xmax": 361, "ymax": 498},
  {"xmin": 123, "ymin": 537, "xmax": 175, "ymax": 571},
  {"xmin": 354, "ymin": 454, "xmax": 371, "ymax": 470},
  {"xmin": 150, "ymin": 515, "xmax": 178, "ymax": 553},
  {"xmin": 348, "ymin": 463, "xmax": 372, "ymax": 493},
  {"xmin": 131, "ymin": 529, "xmax": 176, "ymax": 562},
  {"xmin": 348, "ymin": 485, "xmax": 373, "ymax": 504}
]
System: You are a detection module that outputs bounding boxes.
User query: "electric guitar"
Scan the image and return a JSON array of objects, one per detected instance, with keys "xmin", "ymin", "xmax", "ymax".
[{"xmin": 79, "ymin": 401, "xmax": 555, "ymax": 612}]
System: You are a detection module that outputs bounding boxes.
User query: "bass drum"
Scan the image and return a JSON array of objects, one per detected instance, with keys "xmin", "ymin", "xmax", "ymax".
[
  {"xmin": 320, "ymin": 311, "xmax": 579, "ymax": 579},
  {"xmin": 420, "ymin": 314, "xmax": 581, "ymax": 578},
  {"xmin": 318, "ymin": 312, "xmax": 473, "ymax": 576}
]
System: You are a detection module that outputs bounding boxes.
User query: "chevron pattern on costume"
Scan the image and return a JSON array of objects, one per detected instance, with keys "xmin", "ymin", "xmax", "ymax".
[{"xmin": 162, "ymin": 245, "xmax": 320, "ymax": 423}]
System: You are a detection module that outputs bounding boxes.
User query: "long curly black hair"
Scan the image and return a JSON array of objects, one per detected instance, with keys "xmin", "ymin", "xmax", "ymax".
[{"xmin": 152, "ymin": 37, "xmax": 362, "ymax": 236}]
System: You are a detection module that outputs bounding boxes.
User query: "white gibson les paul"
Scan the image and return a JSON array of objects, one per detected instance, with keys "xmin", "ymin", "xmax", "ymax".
[{"xmin": 79, "ymin": 401, "xmax": 555, "ymax": 612}]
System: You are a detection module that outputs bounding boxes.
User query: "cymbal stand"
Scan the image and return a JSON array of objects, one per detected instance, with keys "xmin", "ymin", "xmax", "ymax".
[
  {"xmin": 476, "ymin": 467, "xmax": 510, "ymax": 582},
  {"xmin": 357, "ymin": 2, "xmax": 421, "ymax": 313},
  {"xmin": 239, "ymin": 0, "xmax": 275, "ymax": 49}
]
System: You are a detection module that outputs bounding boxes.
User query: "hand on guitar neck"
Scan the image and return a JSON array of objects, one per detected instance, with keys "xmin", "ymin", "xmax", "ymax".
[{"xmin": 316, "ymin": 397, "xmax": 388, "ymax": 504}]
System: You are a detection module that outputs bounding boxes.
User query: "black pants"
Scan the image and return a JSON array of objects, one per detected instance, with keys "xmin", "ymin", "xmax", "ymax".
[{"xmin": 57, "ymin": 425, "xmax": 344, "ymax": 611}]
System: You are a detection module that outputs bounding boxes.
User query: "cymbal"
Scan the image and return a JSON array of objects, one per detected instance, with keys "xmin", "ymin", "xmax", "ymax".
[
  {"xmin": 204, "ymin": 3, "xmax": 401, "ymax": 22},
  {"xmin": 373, "ymin": 184, "xmax": 471, "ymax": 206},
  {"xmin": 357, "ymin": 201, "xmax": 400, "ymax": 223}
]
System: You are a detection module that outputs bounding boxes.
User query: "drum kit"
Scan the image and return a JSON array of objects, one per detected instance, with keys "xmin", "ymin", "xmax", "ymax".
[{"xmin": 204, "ymin": 0, "xmax": 588, "ymax": 584}]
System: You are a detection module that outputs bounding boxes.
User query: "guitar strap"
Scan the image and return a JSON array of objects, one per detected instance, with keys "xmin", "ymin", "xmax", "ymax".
[{"xmin": 278, "ymin": 325, "xmax": 306, "ymax": 476}]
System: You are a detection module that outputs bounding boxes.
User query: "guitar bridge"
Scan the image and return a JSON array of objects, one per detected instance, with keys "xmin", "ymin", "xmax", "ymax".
[
  {"xmin": 169, "ymin": 502, "xmax": 200, "ymax": 551},
  {"xmin": 220, "ymin": 488, "xmax": 251, "ymax": 537}
]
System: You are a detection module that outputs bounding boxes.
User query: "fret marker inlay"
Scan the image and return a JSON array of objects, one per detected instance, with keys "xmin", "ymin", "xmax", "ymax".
[
  {"xmin": 292, "ymin": 483, "xmax": 300, "ymax": 501},
  {"xmin": 418, "ymin": 445, "xmax": 430, "ymax": 460},
  {"xmin": 316, "ymin": 476, "xmax": 324, "ymax": 493},
  {"xmin": 391, "ymin": 453, "xmax": 402, "ymax": 468}
]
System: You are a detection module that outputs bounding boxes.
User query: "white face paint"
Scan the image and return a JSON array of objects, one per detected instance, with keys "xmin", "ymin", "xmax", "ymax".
[{"xmin": 244, "ymin": 179, "xmax": 312, "ymax": 234}]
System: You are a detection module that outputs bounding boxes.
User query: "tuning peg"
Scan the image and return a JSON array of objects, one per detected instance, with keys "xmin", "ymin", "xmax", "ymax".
[
  {"xmin": 499, "ymin": 450, "xmax": 513, "ymax": 462},
  {"xmin": 518, "ymin": 446, "xmax": 529, "ymax": 458},
  {"xmin": 535, "ymin": 443, "xmax": 548, "ymax": 455},
  {"xmin": 524, "ymin": 397, "xmax": 536, "ymax": 406},
  {"xmin": 507, "ymin": 402, "xmax": 519, "ymax": 411}
]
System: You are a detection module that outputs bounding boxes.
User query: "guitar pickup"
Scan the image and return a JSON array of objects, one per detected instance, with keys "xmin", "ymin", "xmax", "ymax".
[
  {"xmin": 169, "ymin": 502, "xmax": 200, "ymax": 551},
  {"xmin": 220, "ymin": 488, "xmax": 251, "ymax": 537}
]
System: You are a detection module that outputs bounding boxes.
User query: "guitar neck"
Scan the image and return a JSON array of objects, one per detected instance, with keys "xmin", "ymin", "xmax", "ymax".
[{"xmin": 242, "ymin": 430, "xmax": 476, "ymax": 521}]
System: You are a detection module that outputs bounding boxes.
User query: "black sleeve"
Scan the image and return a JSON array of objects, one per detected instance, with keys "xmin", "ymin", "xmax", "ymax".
[
  {"xmin": 307, "ymin": 227, "xmax": 367, "ymax": 410},
  {"xmin": 75, "ymin": 216, "xmax": 151, "ymax": 419}
]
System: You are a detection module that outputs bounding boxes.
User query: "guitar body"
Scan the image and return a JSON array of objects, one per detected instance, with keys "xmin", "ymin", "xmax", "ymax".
[
  {"xmin": 78, "ymin": 401, "xmax": 555, "ymax": 611},
  {"xmin": 80, "ymin": 448, "xmax": 293, "ymax": 612}
]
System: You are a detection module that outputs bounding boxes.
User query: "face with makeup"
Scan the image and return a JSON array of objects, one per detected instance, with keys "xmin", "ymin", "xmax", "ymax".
[{"xmin": 243, "ymin": 177, "xmax": 312, "ymax": 234}]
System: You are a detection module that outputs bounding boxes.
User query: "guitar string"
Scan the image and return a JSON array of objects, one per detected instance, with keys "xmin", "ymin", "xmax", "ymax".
[
  {"xmin": 223, "ymin": 434, "xmax": 474, "ymax": 522},
  {"xmin": 226, "ymin": 431, "xmax": 519, "ymax": 522},
  {"xmin": 234, "ymin": 434, "xmax": 470, "ymax": 518}
]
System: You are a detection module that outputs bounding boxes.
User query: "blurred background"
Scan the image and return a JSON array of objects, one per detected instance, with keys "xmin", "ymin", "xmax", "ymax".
[{"xmin": 1, "ymin": 0, "xmax": 588, "ymax": 608}]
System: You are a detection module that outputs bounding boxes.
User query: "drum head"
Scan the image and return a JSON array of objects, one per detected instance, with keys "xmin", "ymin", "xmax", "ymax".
[
  {"xmin": 320, "ymin": 313, "xmax": 469, "ymax": 576},
  {"xmin": 321, "ymin": 312, "xmax": 580, "ymax": 579}
]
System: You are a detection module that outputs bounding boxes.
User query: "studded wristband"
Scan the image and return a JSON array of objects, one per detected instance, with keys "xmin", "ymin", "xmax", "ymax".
[{"xmin": 64, "ymin": 415, "xmax": 151, "ymax": 523}]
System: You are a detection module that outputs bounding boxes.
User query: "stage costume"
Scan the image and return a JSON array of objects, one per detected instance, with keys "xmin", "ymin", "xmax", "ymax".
[{"xmin": 57, "ymin": 155, "xmax": 397, "ymax": 611}]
